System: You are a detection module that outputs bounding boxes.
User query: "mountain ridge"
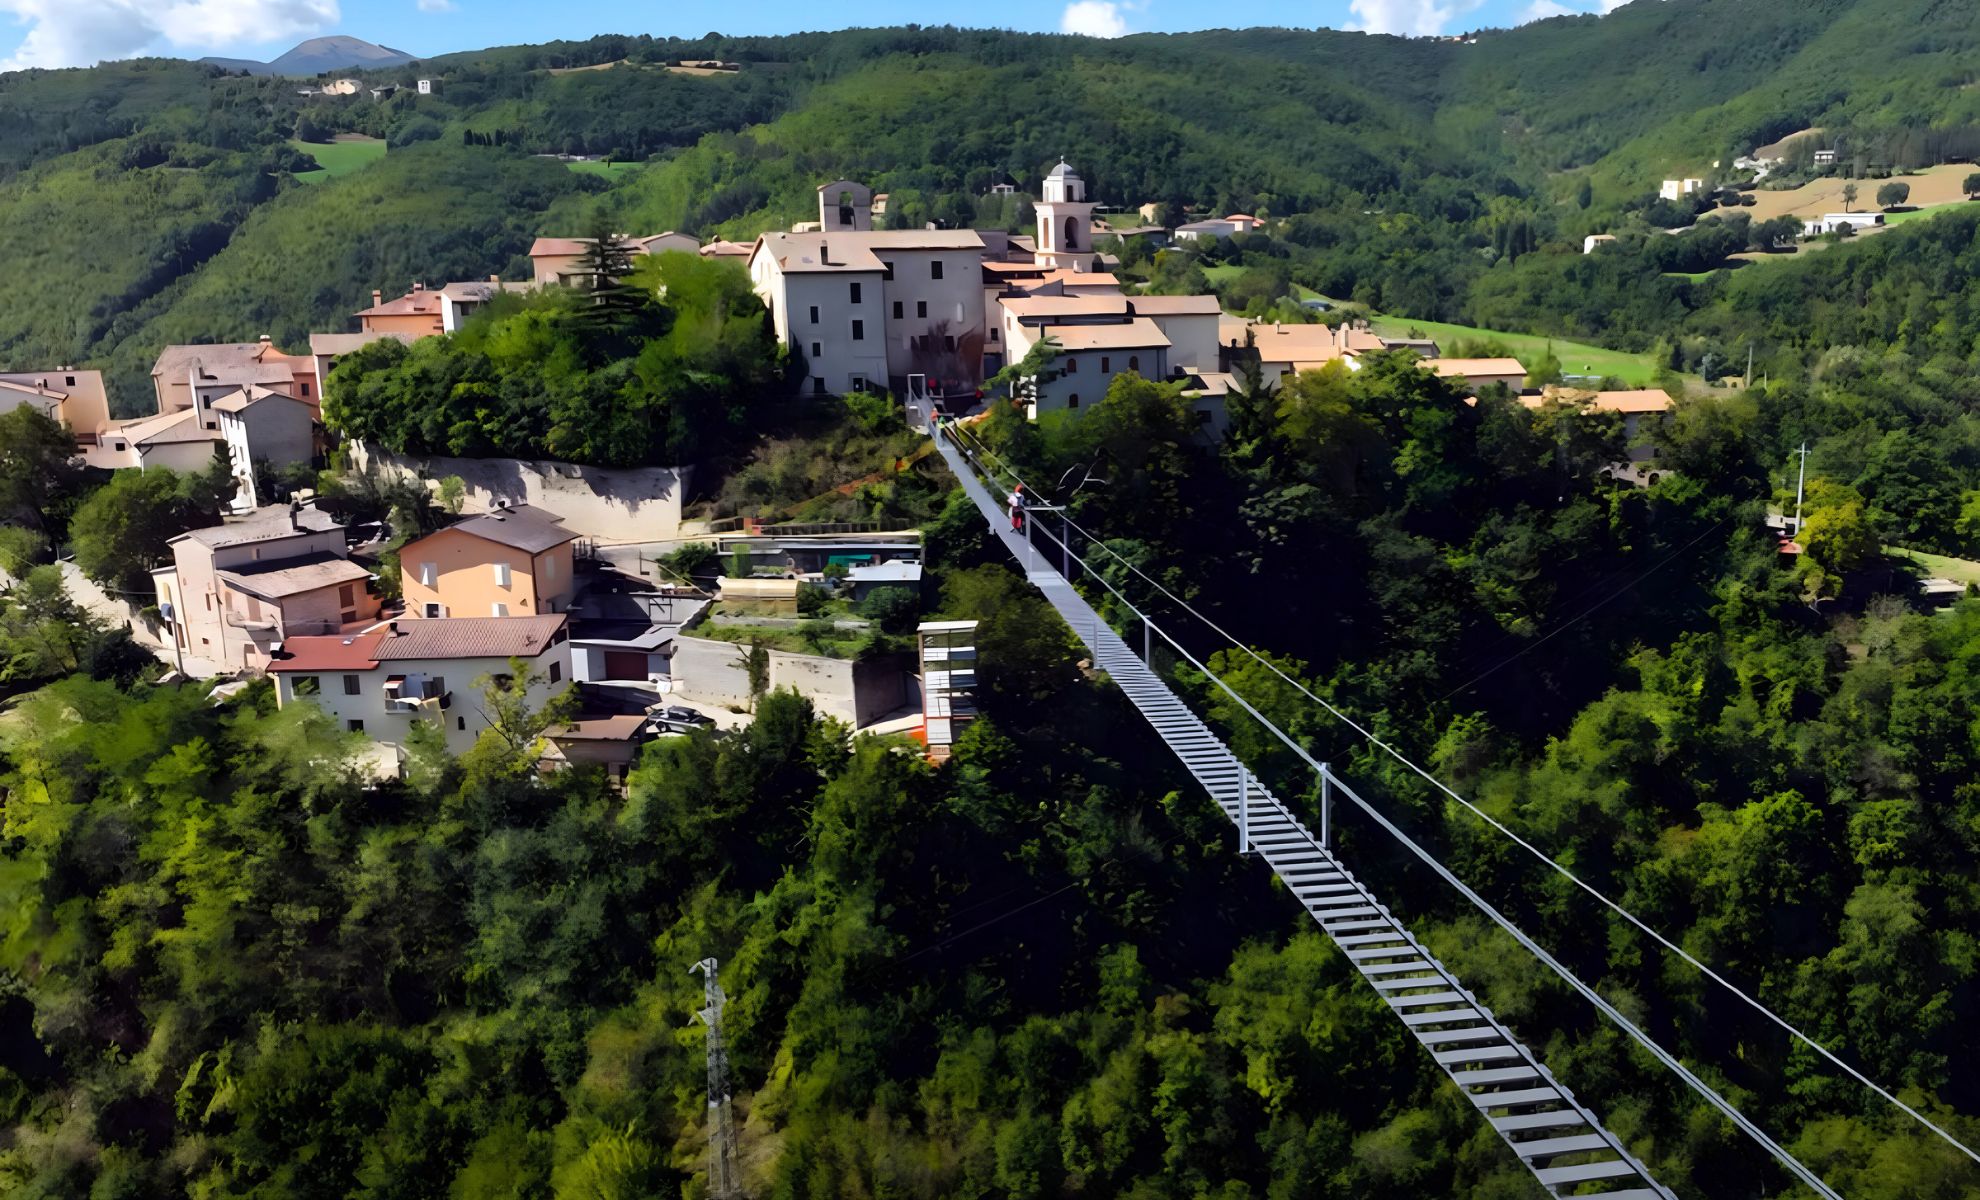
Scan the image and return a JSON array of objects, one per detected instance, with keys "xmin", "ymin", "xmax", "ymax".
[{"xmin": 201, "ymin": 35, "xmax": 416, "ymax": 77}]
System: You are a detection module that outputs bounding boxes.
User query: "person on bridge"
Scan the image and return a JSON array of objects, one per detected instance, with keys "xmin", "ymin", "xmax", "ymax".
[{"xmin": 1008, "ymin": 483, "xmax": 1026, "ymax": 532}]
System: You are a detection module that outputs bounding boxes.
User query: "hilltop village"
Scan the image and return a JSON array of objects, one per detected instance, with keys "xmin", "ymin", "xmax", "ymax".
[{"xmin": 0, "ymin": 161, "xmax": 1671, "ymax": 776}]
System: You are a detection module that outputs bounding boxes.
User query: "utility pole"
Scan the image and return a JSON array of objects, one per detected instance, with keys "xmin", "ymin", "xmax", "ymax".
[
  {"xmin": 1791, "ymin": 442, "xmax": 1810, "ymax": 536},
  {"xmin": 1744, "ymin": 343, "xmax": 1754, "ymax": 390},
  {"xmin": 691, "ymin": 957, "xmax": 745, "ymax": 1200}
]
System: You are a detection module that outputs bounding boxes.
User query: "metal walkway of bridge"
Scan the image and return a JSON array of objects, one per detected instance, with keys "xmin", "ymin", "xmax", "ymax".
[{"xmin": 934, "ymin": 426, "xmax": 1669, "ymax": 1199}]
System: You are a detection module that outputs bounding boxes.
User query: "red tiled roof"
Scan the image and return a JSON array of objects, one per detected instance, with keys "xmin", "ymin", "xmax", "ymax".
[{"xmin": 268, "ymin": 631, "xmax": 384, "ymax": 672}]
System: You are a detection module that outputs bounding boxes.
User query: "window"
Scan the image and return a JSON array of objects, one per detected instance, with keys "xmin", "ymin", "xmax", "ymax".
[
  {"xmin": 423, "ymin": 602, "xmax": 442, "ymax": 618},
  {"xmin": 1129, "ymin": 355, "xmax": 1140, "ymax": 372},
  {"xmin": 300, "ymin": 381, "xmax": 311, "ymax": 397},
  {"xmin": 418, "ymin": 562, "xmax": 436, "ymax": 587},
  {"xmin": 347, "ymin": 719, "xmax": 364, "ymax": 733},
  {"xmin": 881, "ymin": 260, "xmax": 894, "ymax": 280},
  {"xmin": 1068, "ymin": 394, "xmax": 1080, "ymax": 409},
  {"xmin": 931, "ymin": 260, "xmax": 944, "ymax": 280},
  {"xmin": 1063, "ymin": 216, "xmax": 1079, "ymax": 249},
  {"xmin": 65, "ymin": 375, "xmax": 74, "ymax": 386},
  {"xmin": 916, "ymin": 300, "xmax": 927, "ymax": 319},
  {"xmin": 493, "ymin": 561, "xmax": 511, "ymax": 588},
  {"xmin": 542, "ymin": 555, "xmax": 556, "ymax": 582},
  {"xmin": 492, "ymin": 602, "xmax": 509, "ymax": 617},
  {"xmin": 338, "ymin": 583, "xmax": 355, "ymax": 607},
  {"xmin": 342, "ymin": 674, "xmax": 361, "ymax": 695},
  {"xmin": 293, "ymin": 675, "xmax": 320, "ymax": 696},
  {"xmin": 1064, "ymin": 357, "xmax": 1078, "ymax": 374},
  {"xmin": 849, "ymin": 282, "xmax": 862, "ymax": 304},
  {"xmin": 850, "ymin": 375, "xmax": 867, "ymax": 392},
  {"xmin": 892, "ymin": 301, "xmax": 903, "ymax": 319},
  {"xmin": 808, "ymin": 305, "xmax": 819, "ymax": 324},
  {"xmin": 551, "ymin": 627, "xmax": 568, "ymax": 645},
  {"xmin": 813, "ymin": 378, "xmax": 827, "ymax": 395},
  {"xmin": 852, "ymin": 320, "xmax": 865, "ymax": 341},
  {"xmin": 945, "ymin": 335, "xmax": 956, "ymax": 351},
  {"xmin": 1101, "ymin": 357, "xmax": 1111, "ymax": 372},
  {"xmin": 341, "ymin": 610, "xmax": 356, "ymax": 624},
  {"xmin": 457, "ymin": 716, "xmax": 467, "ymax": 731},
  {"xmin": 549, "ymin": 662, "xmax": 562, "ymax": 683},
  {"xmin": 989, "ymin": 327, "xmax": 999, "ymax": 343}
]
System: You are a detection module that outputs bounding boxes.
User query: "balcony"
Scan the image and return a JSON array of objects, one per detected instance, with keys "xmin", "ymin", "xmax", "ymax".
[{"xmin": 383, "ymin": 674, "xmax": 451, "ymax": 713}]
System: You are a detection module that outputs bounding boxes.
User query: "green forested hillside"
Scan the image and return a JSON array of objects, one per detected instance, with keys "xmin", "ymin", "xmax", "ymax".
[{"xmin": 14, "ymin": 3, "xmax": 1980, "ymax": 413}]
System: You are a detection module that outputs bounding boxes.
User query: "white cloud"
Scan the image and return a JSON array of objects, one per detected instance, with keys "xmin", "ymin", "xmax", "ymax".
[
  {"xmin": 1347, "ymin": 0, "xmax": 1482, "ymax": 36},
  {"xmin": 415, "ymin": 0, "xmax": 454, "ymax": 13},
  {"xmin": 1517, "ymin": 0, "xmax": 1575, "ymax": 22},
  {"xmin": 1061, "ymin": 0, "xmax": 1129, "ymax": 38},
  {"xmin": 0, "ymin": 0, "xmax": 334, "ymax": 70}
]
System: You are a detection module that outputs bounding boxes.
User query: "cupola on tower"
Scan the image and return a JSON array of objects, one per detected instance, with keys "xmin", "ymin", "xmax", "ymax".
[{"xmin": 1034, "ymin": 159, "xmax": 1097, "ymax": 272}]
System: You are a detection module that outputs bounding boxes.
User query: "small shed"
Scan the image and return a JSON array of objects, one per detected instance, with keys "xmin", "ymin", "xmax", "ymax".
[{"xmin": 846, "ymin": 560, "xmax": 924, "ymax": 602}]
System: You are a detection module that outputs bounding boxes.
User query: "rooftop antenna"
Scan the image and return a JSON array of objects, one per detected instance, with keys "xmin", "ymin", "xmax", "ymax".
[{"xmin": 691, "ymin": 957, "xmax": 745, "ymax": 1200}]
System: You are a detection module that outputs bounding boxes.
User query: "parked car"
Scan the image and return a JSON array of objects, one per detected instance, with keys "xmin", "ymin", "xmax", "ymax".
[{"xmin": 655, "ymin": 705, "xmax": 715, "ymax": 730}]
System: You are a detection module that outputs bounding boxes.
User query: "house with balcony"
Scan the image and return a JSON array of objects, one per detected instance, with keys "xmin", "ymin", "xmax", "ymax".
[
  {"xmin": 400, "ymin": 504, "xmax": 579, "ymax": 619},
  {"xmin": 268, "ymin": 615, "xmax": 572, "ymax": 754},
  {"xmin": 150, "ymin": 505, "xmax": 378, "ymax": 674}
]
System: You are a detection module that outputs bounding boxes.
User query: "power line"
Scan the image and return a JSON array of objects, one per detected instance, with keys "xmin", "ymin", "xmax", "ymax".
[{"xmin": 946, "ymin": 420, "xmax": 1980, "ymax": 1175}]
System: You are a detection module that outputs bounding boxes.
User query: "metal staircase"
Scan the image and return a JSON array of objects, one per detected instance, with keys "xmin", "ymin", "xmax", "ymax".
[{"xmin": 933, "ymin": 427, "xmax": 1669, "ymax": 1199}]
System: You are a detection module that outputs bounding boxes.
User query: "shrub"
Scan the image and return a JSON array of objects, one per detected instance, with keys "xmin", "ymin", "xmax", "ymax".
[
  {"xmin": 859, "ymin": 585, "xmax": 920, "ymax": 634},
  {"xmin": 797, "ymin": 583, "xmax": 830, "ymax": 616}
]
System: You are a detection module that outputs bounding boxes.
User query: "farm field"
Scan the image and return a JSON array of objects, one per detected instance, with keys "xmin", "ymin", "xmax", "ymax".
[
  {"xmin": 289, "ymin": 135, "xmax": 386, "ymax": 183},
  {"xmin": 1367, "ymin": 315, "xmax": 1664, "ymax": 386}
]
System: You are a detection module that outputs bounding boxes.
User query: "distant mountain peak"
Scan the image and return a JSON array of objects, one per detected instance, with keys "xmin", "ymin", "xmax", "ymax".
[{"xmin": 201, "ymin": 36, "xmax": 416, "ymax": 77}]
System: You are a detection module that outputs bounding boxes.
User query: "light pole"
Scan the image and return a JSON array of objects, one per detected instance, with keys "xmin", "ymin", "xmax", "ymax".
[{"xmin": 1791, "ymin": 442, "xmax": 1810, "ymax": 536}]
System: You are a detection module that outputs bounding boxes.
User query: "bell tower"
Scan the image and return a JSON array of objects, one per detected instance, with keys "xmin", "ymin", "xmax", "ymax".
[{"xmin": 1034, "ymin": 159, "xmax": 1097, "ymax": 272}]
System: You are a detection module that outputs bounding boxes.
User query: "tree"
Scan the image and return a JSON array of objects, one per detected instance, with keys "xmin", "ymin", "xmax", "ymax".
[
  {"xmin": 858, "ymin": 585, "xmax": 920, "ymax": 634},
  {"xmin": 573, "ymin": 224, "xmax": 647, "ymax": 331},
  {"xmin": 1524, "ymin": 343, "xmax": 1565, "ymax": 389},
  {"xmin": 68, "ymin": 461, "xmax": 228, "ymax": 596},
  {"xmin": 0, "ymin": 526, "xmax": 50, "ymax": 578},
  {"xmin": 744, "ymin": 638, "xmax": 771, "ymax": 709},
  {"xmin": 1965, "ymin": 172, "xmax": 1980, "ymax": 200},
  {"xmin": 437, "ymin": 475, "xmax": 467, "ymax": 514},
  {"xmin": 1799, "ymin": 479, "xmax": 1878, "ymax": 580},
  {"xmin": 0, "ymin": 407, "xmax": 87, "ymax": 533},
  {"xmin": 469, "ymin": 656, "xmax": 579, "ymax": 757},
  {"xmin": 1876, "ymin": 181, "xmax": 1911, "ymax": 210},
  {"xmin": 1575, "ymin": 177, "xmax": 1593, "ymax": 210},
  {"xmin": 1841, "ymin": 182, "xmax": 1859, "ymax": 212},
  {"xmin": 986, "ymin": 334, "xmax": 1063, "ymax": 411}
]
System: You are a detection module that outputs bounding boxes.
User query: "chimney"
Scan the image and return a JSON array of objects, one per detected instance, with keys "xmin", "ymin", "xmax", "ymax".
[
  {"xmin": 372, "ymin": 289, "xmax": 383, "ymax": 307},
  {"xmin": 412, "ymin": 281, "xmax": 424, "ymax": 293},
  {"xmin": 388, "ymin": 620, "xmax": 399, "ymax": 635},
  {"xmin": 289, "ymin": 501, "xmax": 302, "ymax": 530},
  {"xmin": 819, "ymin": 240, "xmax": 833, "ymax": 266}
]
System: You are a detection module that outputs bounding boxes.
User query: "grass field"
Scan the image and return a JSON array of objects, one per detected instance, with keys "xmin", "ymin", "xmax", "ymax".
[
  {"xmin": 290, "ymin": 136, "xmax": 386, "ymax": 184},
  {"xmin": 566, "ymin": 160, "xmax": 644, "ymax": 179},
  {"xmin": 1367, "ymin": 315, "xmax": 1663, "ymax": 386},
  {"xmin": 1888, "ymin": 546, "xmax": 1980, "ymax": 586}
]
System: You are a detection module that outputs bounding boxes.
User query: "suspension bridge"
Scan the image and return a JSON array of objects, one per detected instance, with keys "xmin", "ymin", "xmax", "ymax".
[{"xmin": 931, "ymin": 423, "xmax": 1670, "ymax": 1199}]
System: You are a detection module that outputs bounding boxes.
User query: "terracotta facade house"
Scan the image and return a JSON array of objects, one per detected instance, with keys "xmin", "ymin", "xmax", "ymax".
[
  {"xmin": 400, "ymin": 504, "xmax": 580, "ymax": 619},
  {"xmin": 355, "ymin": 283, "xmax": 447, "ymax": 337}
]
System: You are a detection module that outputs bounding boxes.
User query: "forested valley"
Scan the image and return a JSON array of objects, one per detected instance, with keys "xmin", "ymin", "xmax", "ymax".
[{"xmin": 10, "ymin": 0, "xmax": 1980, "ymax": 1196}]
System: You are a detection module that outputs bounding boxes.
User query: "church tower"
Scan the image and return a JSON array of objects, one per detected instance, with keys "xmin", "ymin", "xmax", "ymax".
[{"xmin": 1034, "ymin": 159, "xmax": 1097, "ymax": 272}]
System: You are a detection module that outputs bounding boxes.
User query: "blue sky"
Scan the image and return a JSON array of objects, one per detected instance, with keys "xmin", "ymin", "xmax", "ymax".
[{"xmin": 0, "ymin": 0, "xmax": 1632, "ymax": 73}]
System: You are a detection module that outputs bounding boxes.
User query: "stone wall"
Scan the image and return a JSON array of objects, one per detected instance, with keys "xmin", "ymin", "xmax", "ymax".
[{"xmin": 346, "ymin": 441, "xmax": 692, "ymax": 543}]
